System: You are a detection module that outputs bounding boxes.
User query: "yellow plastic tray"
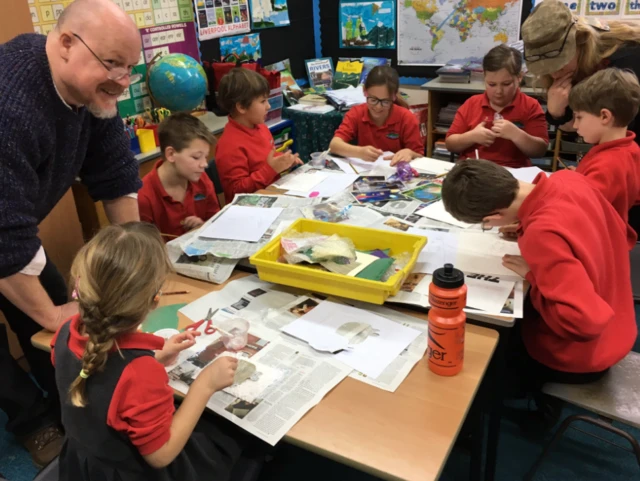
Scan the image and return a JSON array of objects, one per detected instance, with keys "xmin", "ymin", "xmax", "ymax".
[{"xmin": 250, "ymin": 219, "xmax": 427, "ymax": 305}]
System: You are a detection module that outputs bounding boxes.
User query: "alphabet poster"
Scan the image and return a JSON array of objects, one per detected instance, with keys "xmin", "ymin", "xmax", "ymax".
[{"xmin": 194, "ymin": 0, "xmax": 251, "ymax": 40}]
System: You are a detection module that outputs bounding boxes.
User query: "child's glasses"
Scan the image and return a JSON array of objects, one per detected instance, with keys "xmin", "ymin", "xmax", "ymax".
[{"xmin": 366, "ymin": 96, "xmax": 393, "ymax": 108}]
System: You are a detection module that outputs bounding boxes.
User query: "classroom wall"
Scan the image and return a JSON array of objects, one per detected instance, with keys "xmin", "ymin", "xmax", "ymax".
[
  {"xmin": 198, "ymin": 0, "xmax": 315, "ymax": 80},
  {"xmin": 319, "ymin": 0, "xmax": 534, "ymax": 79}
]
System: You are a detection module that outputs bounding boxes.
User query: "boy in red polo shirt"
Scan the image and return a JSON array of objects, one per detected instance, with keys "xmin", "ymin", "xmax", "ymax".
[
  {"xmin": 215, "ymin": 68, "xmax": 301, "ymax": 202},
  {"xmin": 329, "ymin": 66, "xmax": 424, "ymax": 165},
  {"xmin": 569, "ymin": 68, "xmax": 640, "ymax": 249},
  {"xmin": 138, "ymin": 112, "xmax": 220, "ymax": 241},
  {"xmin": 442, "ymin": 160, "xmax": 636, "ymax": 410},
  {"xmin": 446, "ymin": 45, "xmax": 548, "ymax": 168}
]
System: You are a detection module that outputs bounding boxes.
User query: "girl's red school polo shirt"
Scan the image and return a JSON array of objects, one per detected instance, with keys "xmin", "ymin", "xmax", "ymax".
[
  {"xmin": 446, "ymin": 91, "xmax": 548, "ymax": 168},
  {"xmin": 333, "ymin": 103, "xmax": 424, "ymax": 154}
]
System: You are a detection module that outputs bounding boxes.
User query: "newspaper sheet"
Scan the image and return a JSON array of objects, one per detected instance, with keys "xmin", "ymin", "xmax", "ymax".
[
  {"xmin": 177, "ymin": 195, "xmax": 320, "ymax": 259},
  {"xmin": 167, "ymin": 325, "xmax": 351, "ymax": 446},
  {"xmin": 180, "ymin": 276, "xmax": 428, "ymax": 392},
  {"xmin": 166, "ymin": 229, "xmax": 239, "ymax": 285}
]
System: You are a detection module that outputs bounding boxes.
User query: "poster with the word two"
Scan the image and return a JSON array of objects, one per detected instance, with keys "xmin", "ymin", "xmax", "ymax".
[{"xmin": 195, "ymin": 0, "xmax": 250, "ymax": 40}]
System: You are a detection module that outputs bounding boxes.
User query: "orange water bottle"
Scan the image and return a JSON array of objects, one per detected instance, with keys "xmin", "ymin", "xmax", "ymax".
[{"xmin": 427, "ymin": 263, "xmax": 467, "ymax": 376}]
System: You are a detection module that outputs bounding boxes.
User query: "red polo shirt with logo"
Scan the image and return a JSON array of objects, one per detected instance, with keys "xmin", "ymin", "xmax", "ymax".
[
  {"xmin": 51, "ymin": 315, "xmax": 174, "ymax": 456},
  {"xmin": 333, "ymin": 103, "xmax": 424, "ymax": 154},
  {"xmin": 215, "ymin": 117, "xmax": 280, "ymax": 202},
  {"xmin": 447, "ymin": 91, "xmax": 549, "ymax": 168},
  {"xmin": 138, "ymin": 160, "xmax": 220, "ymax": 240}
]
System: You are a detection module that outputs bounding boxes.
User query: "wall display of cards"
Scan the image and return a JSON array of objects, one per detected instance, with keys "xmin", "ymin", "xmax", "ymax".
[
  {"xmin": 339, "ymin": 0, "xmax": 396, "ymax": 49},
  {"xmin": 28, "ymin": 0, "xmax": 72, "ymax": 35},
  {"xmin": 251, "ymin": 0, "xmax": 290, "ymax": 29},
  {"xmin": 195, "ymin": 0, "xmax": 251, "ymax": 40}
]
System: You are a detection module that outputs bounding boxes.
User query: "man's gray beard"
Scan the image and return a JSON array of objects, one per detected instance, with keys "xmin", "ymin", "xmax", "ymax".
[{"xmin": 87, "ymin": 103, "xmax": 118, "ymax": 119}]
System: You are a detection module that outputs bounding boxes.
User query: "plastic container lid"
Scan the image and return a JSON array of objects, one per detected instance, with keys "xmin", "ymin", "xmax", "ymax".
[{"xmin": 432, "ymin": 263, "xmax": 465, "ymax": 289}]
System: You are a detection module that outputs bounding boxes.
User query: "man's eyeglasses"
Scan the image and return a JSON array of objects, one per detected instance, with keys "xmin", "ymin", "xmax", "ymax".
[
  {"xmin": 366, "ymin": 96, "xmax": 393, "ymax": 108},
  {"xmin": 73, "ymin": 33, "xmax": 142, "ymax": 84},
  {"xmin": 524, "ymin": 20, "xmax": 577, "ymax": 62}
]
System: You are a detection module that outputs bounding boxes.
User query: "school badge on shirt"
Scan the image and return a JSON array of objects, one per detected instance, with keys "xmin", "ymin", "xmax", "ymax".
[
  {"xmin": 194, "ymin": 193, "xmax": 206, "ymax": 201},
  {"xmin": 387, "ymin": 132, "xmax": 399, "ymax": 140}
]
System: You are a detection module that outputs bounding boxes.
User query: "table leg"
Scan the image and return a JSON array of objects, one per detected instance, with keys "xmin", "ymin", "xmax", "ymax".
[
  {"xmin": 469, "ymin": 386, "xmax": 485, "ymax": 481},
  {"xmin": 483, "ymin": 325, "xmax": 511, "ymax": 481}
]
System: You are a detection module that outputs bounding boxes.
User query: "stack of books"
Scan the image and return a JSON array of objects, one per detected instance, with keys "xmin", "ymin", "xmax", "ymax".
[
  {"xmin": 435, "ymin": 64, "xmax": 470, "ymax": 83},
  {"xmin": 433, "ymin": 140, "xmax": 452, "ymax": 159},
  {"xmin": 465, "ymin": 62, "xmax": 484, "ymax": 82},
  {"xmin": 435, "ymin": 102, "xmax": 461, "ymax": 134}
]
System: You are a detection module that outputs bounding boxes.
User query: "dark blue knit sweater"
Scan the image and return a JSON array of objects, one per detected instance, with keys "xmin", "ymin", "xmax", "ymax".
[{"xmin": 0, "ymin": 34, "xmax": 142, "ymax": 278}]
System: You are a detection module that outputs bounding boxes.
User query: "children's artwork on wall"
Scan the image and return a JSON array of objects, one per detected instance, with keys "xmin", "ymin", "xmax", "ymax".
[
  {"xmin": 195, "ymin": 0, "xmax": 251, "ymax": 40},
  {"xmin": 339, "ymin": 1, "xmax": 396, "ymax": 49},
  {"xmin": 251, "ymin": 0, "xmax": 291, "ymax": 29},
  {"xmin": 220, "ymin": 33, "xmax": 262, "ymax": 62}
]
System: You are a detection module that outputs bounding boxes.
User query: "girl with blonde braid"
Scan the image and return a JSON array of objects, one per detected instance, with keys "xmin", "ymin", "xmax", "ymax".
[{"xmin": 50, "ymin": 222, "xmax": 260, "ymax": 481}]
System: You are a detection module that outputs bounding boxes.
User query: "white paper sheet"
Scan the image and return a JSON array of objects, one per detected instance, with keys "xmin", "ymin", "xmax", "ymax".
[
  {"xmin": 505, "ymin": 166, "xmax": 550, "ymax": 183},
  {"xmin": 465, "ymin": 275, "xmax": 515, "ymax": 314},
  {"xmin": 288, "ymin": 172, "xmax": 359, "ymax": 198},
  {"xmin": 409, "ymin": 228, "xmax": 458, "ymax": 274},
  {"xmin": 287, "ymin": 104, "xmax": 335, "ymax": 114},
  {"xmin": 277, "ymin": 171, "xmax": 330, "ymax": 192},
  {"xmin": 200, "ymin": 206, "xmax": 283, "ymax": 242},
  {"xmin": 415, "ymin": 201, "xmax": 474, "ymax": 229},
  {"xmin": 282, "ymin": 301, "xmax": 421, "ymax": 378},
  {"xmin": 410, "ymin": 157, "xmax": 454, "ymax": 175},
  {"xmin": 455, "ymin": 232, "xmax": 523, "ymax": 278}
]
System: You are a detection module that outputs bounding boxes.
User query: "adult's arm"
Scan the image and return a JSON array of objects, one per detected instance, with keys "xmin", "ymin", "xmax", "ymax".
[
  {"xmin": 0, "ymin": 111, "xmax": 75, "ymax": 330},
  {"xmin": 103, "ymin": 196, "xmax": 140, "ymax": 224}
]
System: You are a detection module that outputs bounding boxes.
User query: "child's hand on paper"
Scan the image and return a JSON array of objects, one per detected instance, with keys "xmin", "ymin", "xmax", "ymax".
[
  {"xmin": 156, "ymin": 331, "xmax": 200, "ymax": 366},
  {"xmin": 182, "ymin": 216, "xmax": 204, "ymax": 231},
  {"xmin": 499, "ymin": 222, "xmax": 520, "ymax": 240},
  {"xmin": 268, "ymin": 148, "xmax": 303, "ymax": 174},
  {"xmin": 471, "ymin": 121, "xmax": 497, "ymax": 147},
  {"xmin": 502, "ymin": 254, "xmax": 530, "ymax": 278},
  {"xmin": 385, "ymin": 149, "xmax": 415, "ymax": 166},
  {"xmin": 358, "ymin": 145, "xmax": 384, "ymax": 162},
  {"xmin": 199, "ymin": 356, "xmax": 238, "ymax": 393}
]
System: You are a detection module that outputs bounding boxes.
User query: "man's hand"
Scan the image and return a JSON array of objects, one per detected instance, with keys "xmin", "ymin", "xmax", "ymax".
[
  {"xmin": 385, "ymin": 149, "xmax": 415, "ymax": 166},
  {"xmin": 182, "ymin": 216, "xmax": 204, "ymax": 231},
  {"xmin": 502, "ymin": 254, "xmax": 530, "ymax": 278},
  {"xmin": 267, "ymin": 149, "xmax": 303, "ymax": 174},
  {"xmin": 155, "ymin": 331, "xmax": 200, "ymax": 366},
  {"xmin": 470, "ymin": 122, "xmax": 497, "ymax": 147},
  {"xmin": 358, "ymin": 145, "xmax": 384, "ymax": 162}
]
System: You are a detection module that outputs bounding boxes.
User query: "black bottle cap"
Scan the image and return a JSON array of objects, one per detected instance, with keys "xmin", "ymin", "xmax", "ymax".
[{"xmin": 432, "ymin": 263, "xmax": 465, "ymax": 289}]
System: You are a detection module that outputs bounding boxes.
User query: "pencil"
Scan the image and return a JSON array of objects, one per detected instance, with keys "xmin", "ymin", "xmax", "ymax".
[
  {"xmin": 434, "ymin": 171, "xmax": 448, "ymax": 179},
  {"xmin": 556, "ymin": 157, "xmax": 570, "ymax": 169},
  {"xmin": 349, "ymin": 162, "xmax": 358, "ymax": 174},
  {"xmin": 162, "ymin": 290, "xmax": 190, "ymax": 296},
  {"xmin": 161, "ymin": 232, "xmax": 179, "ymax": 238}
]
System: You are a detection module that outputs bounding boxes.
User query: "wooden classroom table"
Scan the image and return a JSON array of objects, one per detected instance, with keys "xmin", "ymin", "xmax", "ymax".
[{"xmin": 32, "ymin": 271, "xmax": 499, "ymax": 481}]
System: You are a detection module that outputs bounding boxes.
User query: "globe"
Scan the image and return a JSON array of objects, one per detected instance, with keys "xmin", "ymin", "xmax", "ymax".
[{"xmin": 147, "ymin": 54, "xmax": 207, "ymax": 112}]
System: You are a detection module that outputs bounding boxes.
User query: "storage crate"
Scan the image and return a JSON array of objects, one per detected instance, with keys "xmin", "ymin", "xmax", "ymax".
[{"xmin": 250, "ymin": 219, "xmax": 427, "ymax": 305}]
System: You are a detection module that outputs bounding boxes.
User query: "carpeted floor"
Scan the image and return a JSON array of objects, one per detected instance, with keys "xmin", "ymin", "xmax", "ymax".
[{"xmin": 3, "ymin": 308, "xmax": 640, "ymax": 481}]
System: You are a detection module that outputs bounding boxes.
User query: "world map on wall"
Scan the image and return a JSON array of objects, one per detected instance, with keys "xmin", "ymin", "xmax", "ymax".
[{"xmin": 398, "ymin": 0, "xmax": 523, "ymax": 65}]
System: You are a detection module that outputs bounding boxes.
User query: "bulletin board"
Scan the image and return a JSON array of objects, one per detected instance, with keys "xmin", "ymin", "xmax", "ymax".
[{"xmin": 26, "ymin": 0, "xmax": 200, "ymax": 118}]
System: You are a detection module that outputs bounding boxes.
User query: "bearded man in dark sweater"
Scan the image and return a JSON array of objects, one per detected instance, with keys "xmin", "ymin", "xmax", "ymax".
[{"xmin": 0, "ymin": 0, "xmax": 143, "ymax": 466}]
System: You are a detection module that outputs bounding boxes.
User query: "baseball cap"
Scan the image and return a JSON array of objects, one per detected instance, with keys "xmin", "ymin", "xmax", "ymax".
[{"xmin": 522, "ymin": 1, "xmax": 576, "ymax": 76}]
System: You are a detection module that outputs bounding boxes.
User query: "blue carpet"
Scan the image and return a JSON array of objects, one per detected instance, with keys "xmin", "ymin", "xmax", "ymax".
[{"xmin": 3, "ymin": 306, "xmax": 640, "ymax": 481}]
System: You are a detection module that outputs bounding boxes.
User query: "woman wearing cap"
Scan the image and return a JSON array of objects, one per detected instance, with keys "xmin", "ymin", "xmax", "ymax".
[{"xmin": 522, "ymin": 0, "xmax": 640, "ymax": 139}]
